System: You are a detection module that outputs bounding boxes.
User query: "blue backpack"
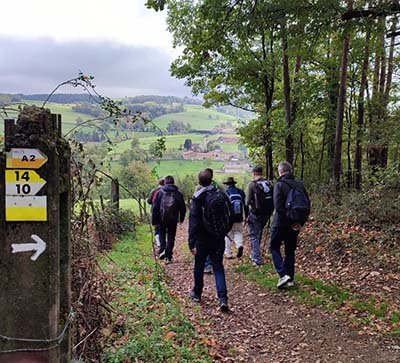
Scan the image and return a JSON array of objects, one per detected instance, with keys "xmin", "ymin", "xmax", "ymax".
[
  {"xmin": 226, "ymin": 188, "xmax": 244, "ymax": 222},
  {"xmin": 280, "ymin": 180, "xmax": 310, "ymax": 225}
]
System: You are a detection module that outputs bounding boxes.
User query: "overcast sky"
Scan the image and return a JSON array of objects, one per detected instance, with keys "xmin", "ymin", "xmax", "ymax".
[{"xmin": 0, "ymin": 0, "xmax": 191, "ymax": 97}]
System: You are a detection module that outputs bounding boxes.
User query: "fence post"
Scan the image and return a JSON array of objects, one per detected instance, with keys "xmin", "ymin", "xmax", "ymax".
[
  {"xmin": 111, "ymin": 178, "xmax": 120, "ymax": 210},
  {"xmin": 0, "ymin": 106, "xmax": 71, "ymax": 363}
]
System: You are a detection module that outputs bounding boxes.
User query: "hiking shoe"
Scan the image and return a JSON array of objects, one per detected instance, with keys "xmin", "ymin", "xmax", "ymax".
[
  {"xmin": 219, "ymin": 300, "xmax": 229, "ymax": 312},
  {"xmin": 286, "ymin": 281, "xmax": 295, "ymax": 287},
  {"xmin": 165, "ymin": 258, "xmax": 172, "ymax": 264},
  {"xmin": 159, "ymin": 250, "xmax": 166, "ymax": 260},
  {"xmin": 237, "ymin": 246, "xmax": 244, "ymax": 258},
  {"xmin": 203, "ymin": 265, "xmax": 213, "ymax": 274},
  {"xmin": 225, "ymin": 255, "xmax": 235, "ymax": 260},
  {"xmin": 277, "ymin": 275, "xmax": 291, "ymax": 288},
  {"xmin": 189, "ymin": 290, "xmax": 201, "ymax": 303}
]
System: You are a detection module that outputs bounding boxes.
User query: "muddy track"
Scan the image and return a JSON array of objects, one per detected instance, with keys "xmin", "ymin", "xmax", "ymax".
[{"xmin": 164, "ymin": 223, "xmax": 400, "ymax": 362}]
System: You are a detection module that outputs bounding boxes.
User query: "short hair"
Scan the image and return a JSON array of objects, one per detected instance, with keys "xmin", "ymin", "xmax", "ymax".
[
  {"xmin": 164, "ymin": 175, "xmax": 174, "ymax": 185},
  {"xmin": 205, "ymin": 168, "xmax": 214, "ymax": 178},
  {"xmin": 278, "ymin": 161, "xmax": 292, "ymax": 174},
  {"xmin": 252, "ymin": 166, "xmax": 263, "ymax": 174},
  {"xmin": 158, "ymin": 178, "xmax": 165, "ymax": 186},
  {"xmin": 198, "ymin": 170, "xmax": 212, "ymax": 187}
]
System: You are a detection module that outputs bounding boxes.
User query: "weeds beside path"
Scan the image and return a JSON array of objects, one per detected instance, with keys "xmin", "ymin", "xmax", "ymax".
[{"xmin": 165, "ymin": 222, "xmax": 400, "ymax": 362}]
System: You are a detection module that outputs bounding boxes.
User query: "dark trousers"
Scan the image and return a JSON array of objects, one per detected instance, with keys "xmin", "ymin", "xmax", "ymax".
[
  {"xmin": 193, "ymin": 244, "xmax": 227, "ymax": 301},
  {"xmin": 159, "ymin": 223, "xmax": 178, "ymax": 260},
  {"xmin": 270, "ymin": 226, "xmax": 299, "ymax": 279}
]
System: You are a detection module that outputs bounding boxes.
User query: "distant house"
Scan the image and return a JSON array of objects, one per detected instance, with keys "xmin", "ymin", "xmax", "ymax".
[
  {"xmin": 182, "ymin": 150, "xmax": 240, "ymax": 161},
  {"xmin": 222, "ymin": 162, "xmax": 251, "ymax": 174},
  {"xmin": 218, "ymin": 136, "xmax": 240, "ymax": 144}
]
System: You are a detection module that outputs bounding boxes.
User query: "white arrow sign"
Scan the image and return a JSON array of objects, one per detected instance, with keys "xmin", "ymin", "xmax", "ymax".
[{"xmin": 11, "ymin": 234, "xmax": 47, "ymax": 261}]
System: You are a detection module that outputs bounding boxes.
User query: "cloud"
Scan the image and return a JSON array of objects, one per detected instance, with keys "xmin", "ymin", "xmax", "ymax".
[{"xmin": 0, "ymin": 36, "xmax": 191, "ymax": 97}]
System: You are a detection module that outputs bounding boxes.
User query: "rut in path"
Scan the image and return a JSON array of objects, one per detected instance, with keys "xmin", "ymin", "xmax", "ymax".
[{"xmin": 163, "ymin": 223, "xmax": 400, "ymax": 363}]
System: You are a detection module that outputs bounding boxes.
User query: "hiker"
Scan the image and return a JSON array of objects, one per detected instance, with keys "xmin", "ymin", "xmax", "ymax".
[
  {"xmin": 152, "ymin": 175, "xmax": 186, "ymax": 263},
  {"xmin": 194, "ymin": 168, "xmax": 219, "ymax": 274},
  {"xmin": 245, "ymin": 166, "xmax": 274, "ymax": 266},
  {"xmin": 270, "ymin": 161, "xmax": 310, "ymax": 288},
  {"xmin": 188, "ymin": 170, "xmax": 233, "ymax": 312},
  {"xmin": 147, "ymin": 178, "xmax": 165, "ymax": 250},
  {"xmin": 223, "ymin": 176, "xmax": 248, "ymax": 259}
]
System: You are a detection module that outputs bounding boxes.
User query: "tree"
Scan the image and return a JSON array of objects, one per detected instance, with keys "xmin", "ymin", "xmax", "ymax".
[
  {"xmin": 118, "ymin": 162, "xmax": 156, "ymax": 218},
  {"xmin": 183, "ymin": 138, "xmax": 192, "ymax": 150}
]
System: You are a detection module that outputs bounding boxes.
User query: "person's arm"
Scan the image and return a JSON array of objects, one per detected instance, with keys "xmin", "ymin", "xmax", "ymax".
[
  {"xmin": 245, "ymin": 182, "xmax": 253, "ymax": 208},
  {"xmin": 188, "ymin": 197, "xmax": 201, "ymax": 250},
  {"xmin": 147, "ymin": 189, "xmax": 155, "ymax": 205},
  {"xmin": 241, "ymin": 189, "xmax": 249, "ymax": 218},
  {"xmin": 273, "ymin": 182, "xmax": 286, "ymax": 219},
  {"xmin": 151, "ymin": 191, "xmax": 161, "ymax": 226},
  {"xmin": 177, "ymin": 192, "xmax": 186, "ymax": 223}
]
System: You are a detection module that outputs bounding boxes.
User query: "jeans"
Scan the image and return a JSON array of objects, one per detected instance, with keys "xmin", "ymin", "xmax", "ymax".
[
  {"xmin": 193, "ymin": 244, "xmax": 227, "ymax": 301},
  {"xmin": 247, "ymin": 213, "xmax": 268, "ymax": 265},
  {"xmin": 159, "ymin": 223, "xmax": 178, "ymax": 260},
  {"xmin": 270, "ymin": 226, "xmax": 299, "ymax": 279}
]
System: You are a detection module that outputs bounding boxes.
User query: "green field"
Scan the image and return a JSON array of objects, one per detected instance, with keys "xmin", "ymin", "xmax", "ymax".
[
  {"xmin": 149, "ymin": 159, "xmax": 225, "ymax": 178},
  {"xmin": 111, "ymin": 132, "xmax": 240, "ymax": 154},
  {"xmin": 152, "ymin": 105, "xmax": 238, "ymax": 130}
]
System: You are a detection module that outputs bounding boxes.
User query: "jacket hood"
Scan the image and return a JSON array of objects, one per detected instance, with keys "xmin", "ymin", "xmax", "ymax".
[
  {"xmin": 163, "ymin": 184, "xmax": 178, "ymax": 192},
  {"xmin": 278, "ymin": 173, "xmax": 294, "ymax": 181},
  {"xmin": 193, "ymin": 185, "xmax": 215, "ymax": 199}
]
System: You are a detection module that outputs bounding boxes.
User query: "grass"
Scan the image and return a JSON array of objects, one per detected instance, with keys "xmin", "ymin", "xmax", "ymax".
[
  {"xmin": 235, "ymin": 258, "xmax": 400, "ymax": 335},
  {"xmin": 101, "ymin": 225, "xmax": 211, "ymax": 362},
  {"xmin": 149, "ymin": 159, "xmax": 225, "ymax": 178},
  {"xmin": 152, "ymin": 105, "xmax": 238, "ymax": 130}
]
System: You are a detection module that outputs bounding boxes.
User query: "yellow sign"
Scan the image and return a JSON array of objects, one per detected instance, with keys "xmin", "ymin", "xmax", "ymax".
[
  {"xmin": 6, "ymin": 148, "xmax": 48, "ymax": 169},
  {"xmin": 5, "ymin": 196, "xmax": 47, "ymax": 221},
  {"xmin": 5, "ymin": 170, "xmax": 45, "ymax": 183}
]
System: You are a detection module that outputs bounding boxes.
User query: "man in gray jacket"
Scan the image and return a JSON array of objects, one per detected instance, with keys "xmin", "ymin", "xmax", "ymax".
[{"xmin": 245, "ymin": 166, "xmax": 274, "ymax": 266}]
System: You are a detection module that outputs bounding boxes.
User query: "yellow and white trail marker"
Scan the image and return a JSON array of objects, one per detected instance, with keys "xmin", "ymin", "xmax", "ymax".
[
  {"xmin": 5, "ymin": 195, "xmax": 47, "ymax": 221},
  {"xmin": 6, "ymin": 148, "xmax": 48, "ymax": 169},
  {"xmin": 5, "ymin": 169, "xmax": 46, "ymax": 196}
]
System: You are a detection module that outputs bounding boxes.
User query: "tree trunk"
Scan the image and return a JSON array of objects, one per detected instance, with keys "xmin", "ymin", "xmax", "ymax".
[
  {"xmin": 333, "ymin": 18, "xmax": 352, "ymax": 190},
  {"xmin": 282, "ymin": 22, "xmax": 294, "ymax": 165},
  {"xmin": 354, "ymin": 28, "xmax": 371, "ymax": 190}
]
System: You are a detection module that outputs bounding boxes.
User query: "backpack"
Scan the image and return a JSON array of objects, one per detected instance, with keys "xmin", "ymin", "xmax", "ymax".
[
  {"xmin": 202, "ymin": 189, "xmax": 232, "ymax": 238},
  {"xmin": 160, "ymin": 190, "xmax": 178, "ymax": 225},
  {"xmin": 253, "ymin": 180, "xmax": 274, "ymax": 216},
  {"xmin": 281, "ymin": 180, "xmax": 311, "ymax": 225},
  {"xmin": 226, "ymin": 188, "xmax": 244, "ymax": 222}
]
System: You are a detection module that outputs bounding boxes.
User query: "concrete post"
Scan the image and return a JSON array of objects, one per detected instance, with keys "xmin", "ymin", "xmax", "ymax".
[{"xmin": 0, "ymin": 107, "xmax": 71, "ymax": 363}]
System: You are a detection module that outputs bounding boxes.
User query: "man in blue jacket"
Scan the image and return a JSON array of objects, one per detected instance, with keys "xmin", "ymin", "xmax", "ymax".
[
  {"xmin": 223, "ymin": 176, "xmax": 248, "ymax": 259},
  {"xmin": 188, "ymin": 170, "xmax": 232, "ymax": 312},
  {"xmin": 152, "ymin": 175, "xmax": 186, "ymax": 263}
]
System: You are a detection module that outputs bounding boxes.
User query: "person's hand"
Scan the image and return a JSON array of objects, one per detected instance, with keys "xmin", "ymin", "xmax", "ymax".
[
  {"xmin": 243, "ymin": 217, "xmax": 248, "ymax": 226},
  {"xmin": 291, "ymin": 223, "xmax": 301, "ymax": 231},
  {"xmin": 190, "ymin": 247, "xmax": 197, "ymax": 255}
]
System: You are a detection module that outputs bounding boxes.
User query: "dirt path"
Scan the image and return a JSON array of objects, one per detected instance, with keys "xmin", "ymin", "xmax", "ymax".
[{"xmin": 164, "ymin": 223, "xmax": 400, "ymax": 362}]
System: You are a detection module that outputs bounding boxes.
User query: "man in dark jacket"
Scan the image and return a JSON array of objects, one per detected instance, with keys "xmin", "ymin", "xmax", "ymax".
[
  {"xmin": 188, "ymin": 170, "xmax": 232, "ymax": 312},
  {"xmin": 245, "ymin": 166, "xmax": 274, "ymax": 266},
  {"xmin": 270, "ymin": 161, "xmax": 309, "ymax": 288},
  {"xmin": 152, "ymin": 175, "xmax": 186, "ymax": 263}
]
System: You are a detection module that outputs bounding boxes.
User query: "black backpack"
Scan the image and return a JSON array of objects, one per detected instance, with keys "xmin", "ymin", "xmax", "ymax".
[
  {"xmin": 202, "ymin": 189, "xmax": 232, "ymax": 238},
  {"xmin": 253, "ymin": 180, "xmax": 274, "ymax": 216},
  {"xmin": 160, "ymin": 190, "xmax": 178, "ymax": 225},
  {"xmin": 281, "ymin": 180, "xmax": 311, "ymax": 225}
]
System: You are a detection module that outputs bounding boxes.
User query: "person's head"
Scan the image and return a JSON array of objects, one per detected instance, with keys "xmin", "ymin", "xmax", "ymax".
[
  {"xmin": 158, "ymin": 178, "xmax": 165, "ymax": 186},
  {"xmin": 198, "ymin": 170, "xmax": 212, "ymax": 187},
  {"xmin": 278, "ymin": 161, "xmax": 292, "ymax": 176},
  {"xmin": 205, "ymin": 168, "xmax": 214, "ymax": 179},
  {"xmin": 252, "ymin": 166, "xmax": 263, "ymax": 177},
  {"xmin": 164, "ymin": 175, "xmax": 175, "ymax": 185}
]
